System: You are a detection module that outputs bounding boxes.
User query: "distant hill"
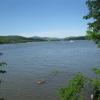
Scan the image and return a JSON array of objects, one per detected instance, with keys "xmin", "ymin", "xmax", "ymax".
[
  {"xmin": 0, "ymin": 35, "xmax": 87, "ymax": 44},
  {"xmin": 64, "ymin": 36, "xmax": 86, "ymax": 40},
  {"xmin": 0, "ymin": 36, "xmax": 61, "ymax": 44},
  {"xmin": 0, "ymin": 36, "xmax": 32, "ymax": 44}
]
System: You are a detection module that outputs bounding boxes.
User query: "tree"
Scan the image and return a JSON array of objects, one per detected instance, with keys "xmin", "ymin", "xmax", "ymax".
[{"xmin": 84, "ymin": 0, "xmax": 100, "ymax": 46}]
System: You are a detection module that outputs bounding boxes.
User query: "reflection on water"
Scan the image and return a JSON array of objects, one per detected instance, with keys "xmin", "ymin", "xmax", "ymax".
[{"xmin": 0, "ymin": 40, "xmax": 100, "ymax": 100}]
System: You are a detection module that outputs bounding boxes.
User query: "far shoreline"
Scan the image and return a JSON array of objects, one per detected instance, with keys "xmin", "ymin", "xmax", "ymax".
[{"xmin": 0, "ymin": 35, "xmax": 86, "ymax": 44}]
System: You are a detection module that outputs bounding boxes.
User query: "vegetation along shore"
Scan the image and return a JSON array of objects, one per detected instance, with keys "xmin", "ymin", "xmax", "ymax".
[{"xmin": 0, "ymin": 35, "xmax": 86, "ymax": 44}]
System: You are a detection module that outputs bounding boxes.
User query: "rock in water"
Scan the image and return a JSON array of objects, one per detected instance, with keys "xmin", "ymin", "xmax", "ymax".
[{"xmin": 36, "ymin": 79, "xmax": 46, "ymax": 85}]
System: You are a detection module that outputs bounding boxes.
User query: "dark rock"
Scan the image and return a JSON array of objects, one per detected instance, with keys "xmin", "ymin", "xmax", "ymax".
[{"xmin": 0, "ymin": 70, "xmax": 6, "ymax": 73}]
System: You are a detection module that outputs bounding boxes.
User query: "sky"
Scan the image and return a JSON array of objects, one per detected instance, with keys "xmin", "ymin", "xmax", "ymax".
[{"xmin": 0, "ymin": 0, "xmax": 88, "ymax": 38}]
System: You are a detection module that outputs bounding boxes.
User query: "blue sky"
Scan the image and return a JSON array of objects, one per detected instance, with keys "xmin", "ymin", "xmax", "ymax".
[{"xmin": 0, "ymin": 0, "xmax": 88, "ymax": 37}]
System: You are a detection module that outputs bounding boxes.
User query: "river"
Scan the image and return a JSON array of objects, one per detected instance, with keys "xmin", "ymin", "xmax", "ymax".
[{"xmin": 0, "ymin": 40, "xmax": 100, "ymax": 100}]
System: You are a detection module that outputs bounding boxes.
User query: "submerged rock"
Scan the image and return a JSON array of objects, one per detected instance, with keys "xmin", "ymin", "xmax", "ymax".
[
  {"xmin": 0, "ymin": 70, "xmax": 6, "ymax": 73},
  {"xmin": 36, "ymin": 79, "xmax": 46, "ymax": 85},
  {"xmin": 0, "ymin": 53, "xmax": 3, "ymax": 56}
]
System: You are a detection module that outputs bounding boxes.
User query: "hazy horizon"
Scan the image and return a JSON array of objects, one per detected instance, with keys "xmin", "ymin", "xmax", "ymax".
[{"xmin": 0, "ymin": 34, "xmax": 85, "ymax": 38}]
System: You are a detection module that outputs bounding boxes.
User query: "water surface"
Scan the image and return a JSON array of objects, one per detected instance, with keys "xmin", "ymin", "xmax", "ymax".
[{"xmin": 0, "ymin": 40, "xmax": 100, "ymax": 100}]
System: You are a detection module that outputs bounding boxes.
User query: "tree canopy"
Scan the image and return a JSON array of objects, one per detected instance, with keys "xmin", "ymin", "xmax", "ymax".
[{"xmin": 84, "ymin": 0, "xmax": 100, "ymax": 46}]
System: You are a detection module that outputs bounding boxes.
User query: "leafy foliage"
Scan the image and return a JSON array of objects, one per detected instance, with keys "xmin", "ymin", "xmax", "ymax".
[
  {"xmin": 59, "ymin": 73, "xmax": 85, "ymax": 100},
  {"xmin": 92, "ymin": 67, "xmax": 100, "ymax": 75},
  {"xmin": 0, "ymin": 36, "xmax": 51, "ymax": 44},
  {"xmin": 92, "ymin": 78, "xmax": 100, "ymax": 90},
  {"xmin": 91, "ymin": 67, "xmax": 100, "ymax": 99},
  {"xmin": 64, "ymin": 36, "xmax": 86, "ymax": 40},
  {"xmin": 84, "ymin": 0, "xmax": 100, "ymax": 46}
]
